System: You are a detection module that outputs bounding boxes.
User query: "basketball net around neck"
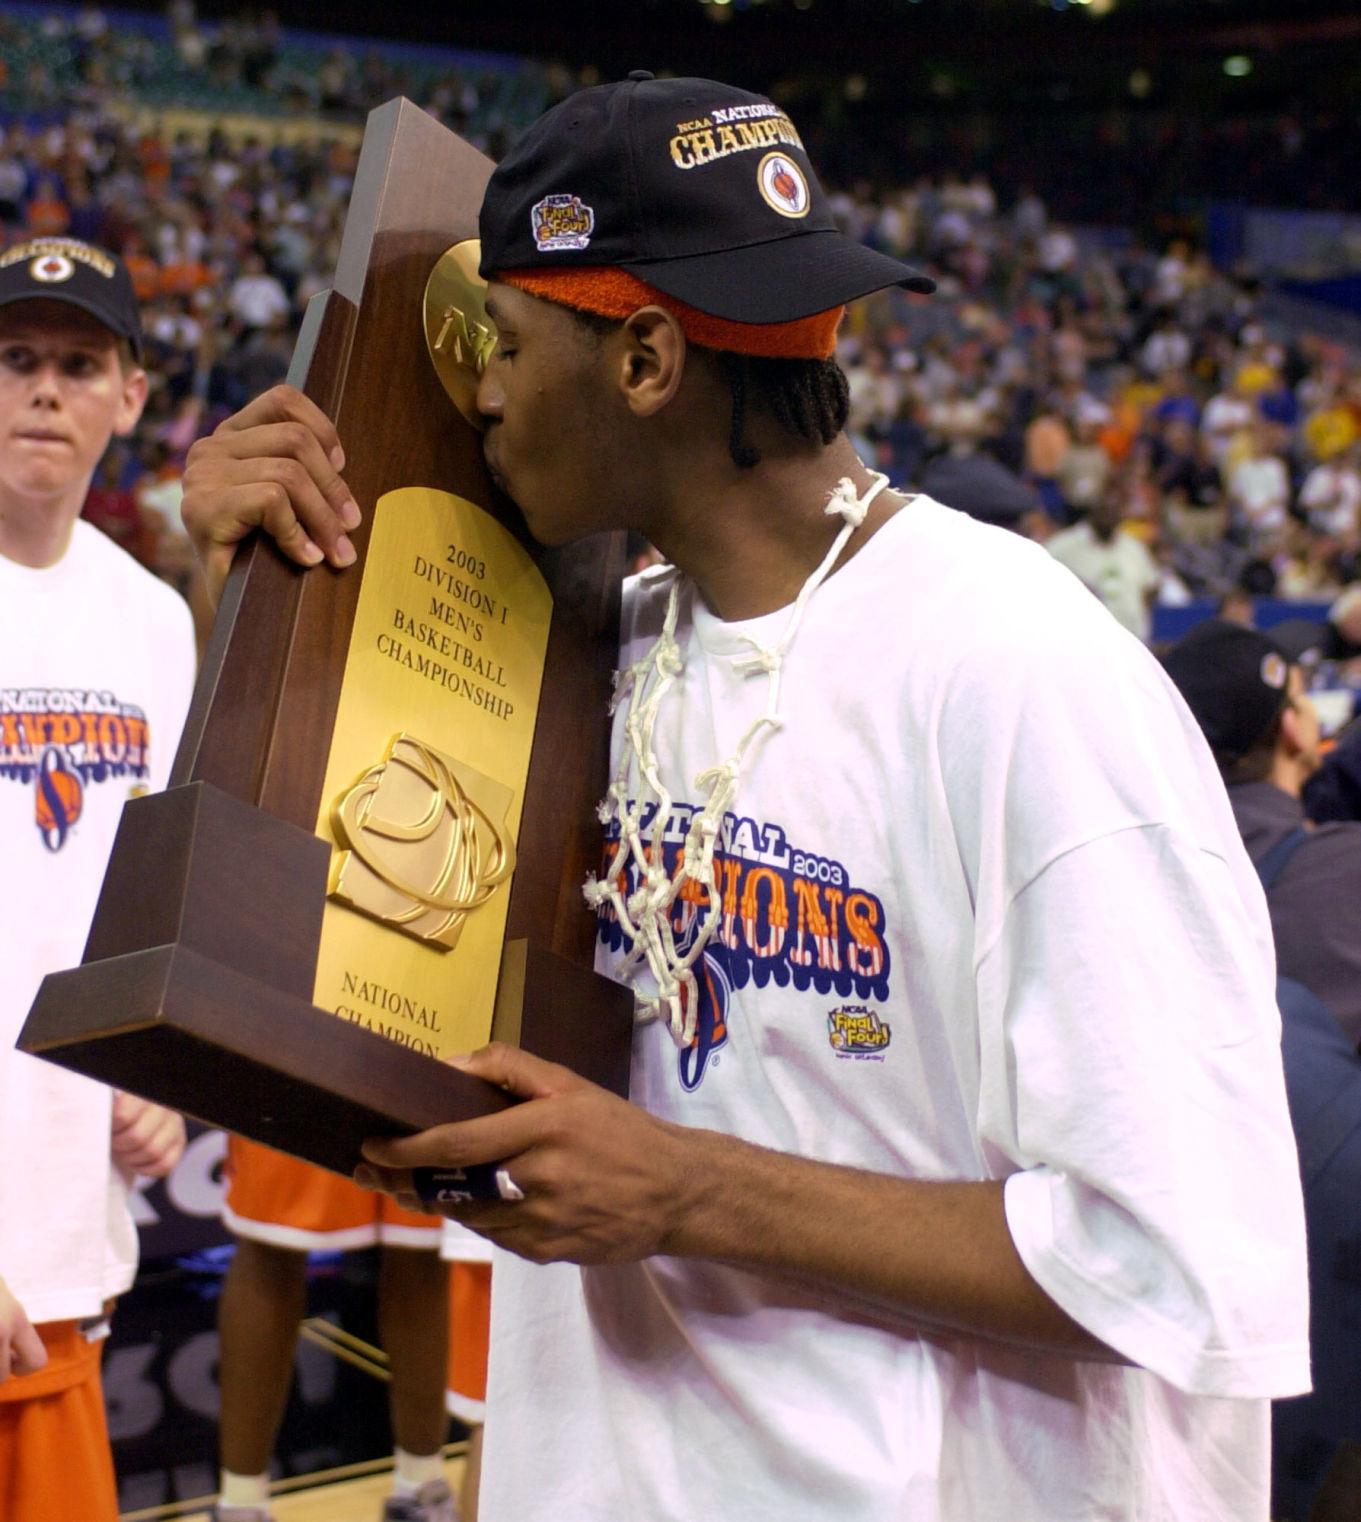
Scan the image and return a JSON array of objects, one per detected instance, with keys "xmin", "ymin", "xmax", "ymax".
[{"xmin": 582, "ymin": 471, "xmax": 891, "ymax": 1047}]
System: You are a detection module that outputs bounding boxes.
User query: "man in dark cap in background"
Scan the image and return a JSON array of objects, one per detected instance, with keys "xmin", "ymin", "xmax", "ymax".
[
  {"xmin": 1165, "ymin": 621, "xmax": 1361, "ymax": 1519},
  {"xmin": 1163, "ymin": 618, "xmax": 1361, "ymax": 1048}
]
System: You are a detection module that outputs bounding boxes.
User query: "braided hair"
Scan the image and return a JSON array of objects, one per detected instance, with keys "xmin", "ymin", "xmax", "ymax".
[{"xmin": 716, "ymin": 351, "xmax": 850, "ymax": 470}]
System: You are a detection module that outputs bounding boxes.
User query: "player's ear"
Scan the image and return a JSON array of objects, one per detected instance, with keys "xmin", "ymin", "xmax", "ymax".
[
  {"xmin": 113, "ymin": 364, "xmax": 149, "ymax": 437},
  {"xmin": 616, "ymin": 306, "xmax": 685, "ymax": 420}
]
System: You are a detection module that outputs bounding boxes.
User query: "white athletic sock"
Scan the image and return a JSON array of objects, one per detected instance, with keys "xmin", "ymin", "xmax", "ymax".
[
  {"xmin": 219, "ymin": 1468, "xmax": 271, "ymax": 1510},
  {"xmin": 392, "ymin": 1447, "xmax": 444, "ymax": 1496}
]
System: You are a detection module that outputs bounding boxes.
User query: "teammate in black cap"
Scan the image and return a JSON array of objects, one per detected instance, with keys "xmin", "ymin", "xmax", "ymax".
[
  {"xmin": 0, "ymin": 236, "xmax": 191, "ymax": 1522},
  {"xmin": 185, "ymin": 77, "xmax": 1309, "ymax": 1522}
]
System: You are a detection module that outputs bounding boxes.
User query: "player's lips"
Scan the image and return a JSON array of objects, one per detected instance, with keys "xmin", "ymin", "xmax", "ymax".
[
  {"xmin": 14, "ymin": 430, "xmax": 73, "ymax": 445},
  {"xmin": 482, "ymin": 433, "xmax": 507, "ymax": 492}
]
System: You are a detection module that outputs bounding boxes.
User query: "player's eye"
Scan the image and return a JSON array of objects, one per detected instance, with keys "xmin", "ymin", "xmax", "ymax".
[
  {"xmin": 0, "ymin": 345, "xmax": 34, "ymax": 370},
  {"xmin": 62, "ymin": 353, "xmax": 99, "ymax": 376}
]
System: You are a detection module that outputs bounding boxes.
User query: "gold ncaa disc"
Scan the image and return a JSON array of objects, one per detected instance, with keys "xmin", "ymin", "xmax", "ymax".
[{"xmin": 423, "ymin": 239, "xmax": 498, "ymax": 431}]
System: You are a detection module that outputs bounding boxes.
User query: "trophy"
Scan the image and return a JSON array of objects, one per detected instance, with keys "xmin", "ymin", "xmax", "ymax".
[{"xmin": 19, "ymin": 101, "xmax": 635, "ymax": 1178}]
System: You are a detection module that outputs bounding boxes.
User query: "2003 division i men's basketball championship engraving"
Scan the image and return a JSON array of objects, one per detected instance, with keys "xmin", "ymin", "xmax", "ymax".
[{"xmin": 314, "ymin": 482, "xmax": 552, "ymax": 1062}]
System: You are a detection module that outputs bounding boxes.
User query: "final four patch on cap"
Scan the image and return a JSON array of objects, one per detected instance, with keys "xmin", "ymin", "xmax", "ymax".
[
  {"xmin": 0, "ymin": 236, "xmax": 143, "ymax": 358},
  {"xmin": 531, "ymin": 194, "xmax": 595, "ymax": 251}
]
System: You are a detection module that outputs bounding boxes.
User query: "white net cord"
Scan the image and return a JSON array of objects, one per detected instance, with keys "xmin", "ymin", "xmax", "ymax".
[{"xmin": 583, "ymin": 471, "xmax": 891, "ymax": 1046}]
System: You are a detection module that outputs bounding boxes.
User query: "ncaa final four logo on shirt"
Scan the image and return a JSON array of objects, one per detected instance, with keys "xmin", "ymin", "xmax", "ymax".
[
  {"xmin": 0, "ymin": 688, "xmax": 153, "ymax": 852},
  {"xmin": 827, "ymin": 1006, "xmax": 891, "ymax": 1060},
  {"xmin": 597, "ymin": 803, "xmax": 892, "ymax": 1090},
  {"xmin": 530, "ymin": 194, "xmax": 595, "ymax": 251}
]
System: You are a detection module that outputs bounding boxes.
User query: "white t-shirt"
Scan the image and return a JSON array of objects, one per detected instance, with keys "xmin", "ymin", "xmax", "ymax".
[
  {"xmin": 0, "ymin": 520, "xmax": 195, "ymax": 1324},
  {"xmin": 1201, "ymin": 393, "xmax": 1254, "ymax": 463},
  {"xmin": 228, "ymin": 272, "xmax": 290, "ymax": 329},
  {"xmin": 1045, "ymin": 521, "xmax": 1159, "ymax": 641},
  {"xmin": 1229, "ymin": 456, "xmax": 1290, "ymax": 537},
  {"xmin": 482, "ymin": 496, "xmax": 1308, "ymax": 1522},
  {"xmin": 1299, "ymin": 461, "xmax": 1361, "ymax": 539}
]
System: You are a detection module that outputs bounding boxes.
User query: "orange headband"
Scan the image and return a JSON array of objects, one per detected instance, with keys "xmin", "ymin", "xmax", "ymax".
[{"xmin": 498, "ymin": 266, "xmax": 844, "ymax": 361}]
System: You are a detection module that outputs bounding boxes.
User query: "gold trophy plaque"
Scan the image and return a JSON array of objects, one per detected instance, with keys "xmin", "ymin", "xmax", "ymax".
[{"xmin": 311, "ymin": 484, "xmax": 552, "ymax": 1062}]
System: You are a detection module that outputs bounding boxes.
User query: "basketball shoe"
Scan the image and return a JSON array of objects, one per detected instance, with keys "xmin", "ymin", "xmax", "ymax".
[{"xmin": 381, "ymin": 1478, "xmax": 459, "ymax": 1521}]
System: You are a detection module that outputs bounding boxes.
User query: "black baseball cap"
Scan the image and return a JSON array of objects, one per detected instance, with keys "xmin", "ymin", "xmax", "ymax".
[
  {"xmin": 479, "ymin": 72, "xmax": 936, "ymax": 323},
  {"xmin": 1161, "ymin": 619, "xmax": 1294, "ymax": 763},
  {"xmin": 0, "ymin": 237, "xmax": 143, "ymax": 360}
]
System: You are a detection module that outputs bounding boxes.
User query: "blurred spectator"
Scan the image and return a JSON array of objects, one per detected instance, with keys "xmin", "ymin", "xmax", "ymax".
[
  {"xmin": 1159, "ymin": 420, "xmax": 1226, "ymax": 548},
  {"xmin": 82, "ymin": 449, "xmax": 152, "ymax": 565},
  {"xmin": 918, "ymin": 449, "xmax": 1037, "ymax": 531},
  {"xmin": 1201, "ymin": 376, "xmax": 1256, "ymax": 470},
  {"xmin": 1139, "ymin": 314, "xmax": 1191, "ymax": 380},
  {"xmin": 1023, "ymin": 403, "xmax": 1070, "ymax": 520},
  {"xmin": 1162, "ymin": 619, "xmax": 1361, "ymax": 1046},
  {"xmin": 1302, "ymin": 382, "xmax": 1358, "ymax": 464},
  {"xmin": 1219, "ymin": 588, "xmax": 1258, "ymax": 627},
  {"xmin": 1299, "ymin": 446, "xmax": 1361, "ymax": 544},
  {"xmin": 1228, "ymin": 424, "xmax": 1290, "ymax": 551},
  {"xmin": 1304, "ymin": 718, "xmax": 1361, "ymax": 826},
  {"xmin": 1056, "ymin": 415, "xmax": 1110, "ymax": 520},
  {"xmin": 1046, "ymin": 490, "xmax": 1159, "ymax": 641},
  {"xmin": 227, "ymin": 251, "xmax": 290, "ymax": 329}
]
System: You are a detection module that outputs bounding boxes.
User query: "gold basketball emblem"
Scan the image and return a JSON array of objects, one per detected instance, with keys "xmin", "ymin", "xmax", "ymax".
[
  {"xmin": 329, "ymin": 734, "xmax": 516, "ymax": 950},
  {"xmin": 424, "ymin": 239, "xmax": 498, "ymax": 432}
]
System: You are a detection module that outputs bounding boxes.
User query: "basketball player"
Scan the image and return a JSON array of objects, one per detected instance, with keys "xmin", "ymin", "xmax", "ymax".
[
  {"xmin": 183, "ymin": 76, "xmax": 1308, "ymax": 1522},
  {"xmin": 0, "ymin": 237, "xmax": 193, "ymax": 1522},
  {"xmin": 214, "ymin": 1142, "xmax": 455, "ymax": 1522}
]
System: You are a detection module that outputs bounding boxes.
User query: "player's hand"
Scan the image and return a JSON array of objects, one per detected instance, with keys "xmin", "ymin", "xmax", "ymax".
[
  {"xmin": 110, "ymin": 1093, "xmax": 187, "ymax": 1179},
  {"xmin": 357, "ymin": 1044, "xmax": 694, "ymax": 1266},
  {"xmin": 181, "ymin": 384, "xmax": 362, "ymax": 605},
  {"xmin": 0, "ymin": 1276, "xmax": 47, "ymax": 1382}
]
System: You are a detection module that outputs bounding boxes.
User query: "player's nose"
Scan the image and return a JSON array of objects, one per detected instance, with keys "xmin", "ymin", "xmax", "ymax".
[{"xmin": 475, "ymin": 364, "xmax": 502, "ymax": 421}]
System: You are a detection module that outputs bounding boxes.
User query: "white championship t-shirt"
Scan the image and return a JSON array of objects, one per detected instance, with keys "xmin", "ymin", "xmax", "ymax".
[
  {"xmin": 481, "ymin": 495, "xmax": 1309, "ymax": 1522},
  {"xmin": 0, "ymin": 520, "xmax": 195, "ymax": 1324}
]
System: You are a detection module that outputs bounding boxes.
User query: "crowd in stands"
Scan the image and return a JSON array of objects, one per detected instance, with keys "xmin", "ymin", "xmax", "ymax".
[
  {"xmin": 1, "ymin": 3, "xmax": 546, "ymax": 147},
  {"xmin": 835, "ymin": 183, "xmax": 1361, "ymax": 635},
  {"xmin": 3, "ymin": 3, "xmax": 1360, "ymax": 657}
]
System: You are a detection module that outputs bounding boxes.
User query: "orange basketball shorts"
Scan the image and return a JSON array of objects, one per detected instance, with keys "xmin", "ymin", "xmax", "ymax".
[
  {"xmin": 445, "ymin": 1261, "xmax": 491, "ymax": 1425},
  {"xmin": 0, "ymin": 1320, "xmax": 117, "ymax": 1522},
  {"xmin": 224, "ymin": 1136, "xmax": 442, "ymax": 1250}
]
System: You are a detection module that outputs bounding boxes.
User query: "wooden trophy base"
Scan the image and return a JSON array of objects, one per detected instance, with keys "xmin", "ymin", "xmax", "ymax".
[{"xmin": 19, "ymin": 784, "xmax": 634, "ymax": 1178}]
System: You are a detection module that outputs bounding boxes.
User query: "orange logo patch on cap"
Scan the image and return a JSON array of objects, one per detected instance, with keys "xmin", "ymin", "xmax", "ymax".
[
  {"xmin": 1261, "ymin": 652, "xmax": 1288, "ymax": 689},
  {"xmin": 757, "ymin": 152, "xmax": 810, "ymax": 218},
  {"xmin": 30, "ymin": 253, "xmax": 75, "ymax": 284}
]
